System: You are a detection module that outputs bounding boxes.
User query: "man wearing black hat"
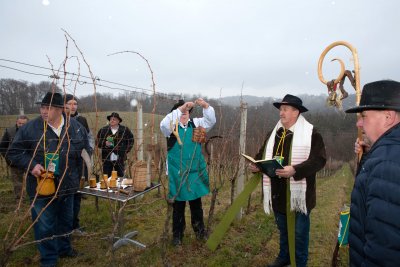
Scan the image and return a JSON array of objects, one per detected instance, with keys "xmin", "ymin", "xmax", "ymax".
[
  {"xmin": 249, "ymin": 94, "xmax": 326, "ymax": 267},
  {"xmin": 160, "ymin": 98, "xmax": 216, "ymax": 246},
  {"xmin": 6, "ymin": 91, "xmax": 91, "ymax": 266},
  {"xmin": 64, "ymin": 94, "xmax": 93, "ymax": 147},
  {"xmin": 346, "ymin": 80, "xmax": 400, "ymax": 266},
  {"xmin": 64, "ymin": 94, "xmax": 94, "ymax": 234},
  {"xmin": 97, "ymin": 112, "xmax": 134, "ymax": 177}
]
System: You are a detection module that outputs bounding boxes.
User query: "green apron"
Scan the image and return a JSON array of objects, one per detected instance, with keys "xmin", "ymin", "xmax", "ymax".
[{"xmin": 167, "ymin": 123, "xmax": 209, "ymax": 201}]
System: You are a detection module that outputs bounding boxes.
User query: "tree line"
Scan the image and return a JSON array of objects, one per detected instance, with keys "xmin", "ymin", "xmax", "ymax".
[{"xmin": 0, "ymin": 78, "xmax": 358, "ymax": 163}]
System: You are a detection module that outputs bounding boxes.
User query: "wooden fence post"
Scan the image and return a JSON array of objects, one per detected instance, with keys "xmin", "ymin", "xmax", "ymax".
[
  {"xmin": 137, "ymin": 102, "xmax": 144, "ymax": 161},
  {"xmin": 236, "ymin": 102, "xmax": 247, "ymax": 220}
]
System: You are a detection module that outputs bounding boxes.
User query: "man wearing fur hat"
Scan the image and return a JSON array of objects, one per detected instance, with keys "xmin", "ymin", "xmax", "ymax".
[
  {"xmin": 6, "ymin": 92, "xmax": 91, "ymax": 266},
  {"xmin": 97, "ymin": 112, "xmax": 134, "ymax": 177},
  {"xmin": 249, "ymin": 94, "xmax": 326, "ymax": 267},
  {"xmin": 160, "ymin": 98, "xmax": 216, "ymax": 246},
  {"xmin": 346, "ymin": 80, "xmax": 400, "ymax": 266}
]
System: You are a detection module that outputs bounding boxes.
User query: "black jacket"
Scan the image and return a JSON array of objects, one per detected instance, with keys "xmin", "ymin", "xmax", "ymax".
[
  {"xmin": 6, "ymin": 114, "xmax": 91, "ymax": 198},
  {"xmin": 255, "ymin": 127, "xmax": 326, "ymax": 213},
  {"xmin": 0, "ymin": 124, "xmax": 18, "ymax": 164},
  {"xmin": 97, "ymin": 125, "xmax": 134, "ymax": 163},
  {"xmin": 71, "ymin": 112, "xmax": 90, "ymax": 132}
]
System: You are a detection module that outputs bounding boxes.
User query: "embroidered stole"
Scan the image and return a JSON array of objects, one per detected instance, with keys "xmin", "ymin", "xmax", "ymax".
[{"xmin": 262, "ymin": 114, "xmax": 312, "ymax": 215}]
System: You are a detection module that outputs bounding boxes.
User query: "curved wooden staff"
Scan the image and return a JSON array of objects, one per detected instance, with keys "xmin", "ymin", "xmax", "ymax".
[
  {"xmin": 318, "ymin": 40, "xmax": 362, "ymax": 161},
  {"xmin": 318, "ymin": 41, "xmax": 362, "ymax": 267},
  {"xmin": 319, "ymin": 57, "xmax": 346, "ymax": 86}
]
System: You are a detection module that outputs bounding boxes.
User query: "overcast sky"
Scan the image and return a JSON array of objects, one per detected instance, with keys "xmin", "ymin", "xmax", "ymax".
[{"xmin": 0, "ymin": 0, "xmax": 398, "ymax": 100}]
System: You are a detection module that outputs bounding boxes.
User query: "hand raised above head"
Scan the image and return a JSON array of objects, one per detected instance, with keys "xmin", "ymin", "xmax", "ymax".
[
  {"xmin": 179, "ymin": 101, "xmax": 195, "ymax": 112},
  {"xmin": 195, "ymin": 98, "xmax": 209, "ymax": 109}
]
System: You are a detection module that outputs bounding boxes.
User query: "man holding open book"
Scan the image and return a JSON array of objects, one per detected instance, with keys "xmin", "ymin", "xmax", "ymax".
[{"xmin": 248, "ymin": 94, "xmax": 326, "ymax": 267}]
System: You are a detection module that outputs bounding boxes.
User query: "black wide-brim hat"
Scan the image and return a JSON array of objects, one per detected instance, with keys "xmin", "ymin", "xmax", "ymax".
[
  {"xmin": 346, "ymin": 80, "xmax": 400, "ymax": 113},
  {"xmin": 107, "ymin": 112, "xmax": 123, "ymax": 122},
  {"xmin": 36, "ymin": 92, "xmax": 64, "ymax": 108},
  {"xmin": 273, "ymin": 94, "xmax": 308, "ymax": 113}
]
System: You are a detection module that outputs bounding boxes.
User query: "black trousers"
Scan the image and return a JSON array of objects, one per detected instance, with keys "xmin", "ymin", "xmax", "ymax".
[
  {"xmin": 172, "ymin": 197, "xmax": 205, "ymax": 239},
  {"xmin": 73, "ymin": 193, "xmax": 82, "ymax": 229},
  {"xmin": 103, "ymin": 160, "xmax": 125, "ymax": 177},
  {"xmin": 73, "ymin": 162, "xmax": 89, "ymax": 230}
]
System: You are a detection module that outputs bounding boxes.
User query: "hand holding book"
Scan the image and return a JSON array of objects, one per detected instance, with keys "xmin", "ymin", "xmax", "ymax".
[{"xmin": 241, "ymin": 153, "xmax": 284, "ymax": 178}]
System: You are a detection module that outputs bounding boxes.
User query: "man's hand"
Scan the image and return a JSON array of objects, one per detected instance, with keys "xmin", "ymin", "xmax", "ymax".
[
  {"xmin": 355, "ymin": 137, "xmax": 371, "ymax": 154},
  {"xmin": 195, "ymin": 98, "xmax": 209, "ymax": 109},
  {"xmin": 105, "ymin": 140, "xmax": 113, "ymax": 147},
  {"xmin": 275, "ymin": 165, "xmax": 296, "ymax": 178},
  {"xmin": 31, "ymin": 164, "xmax": 45, "ymax": 178},
  {"xmin": 247, "ymin": 163, "xmax": 260, "ymax": 173},
  {"xmin": 179, "ymin": 102, "xmax": 195, "ymax": 113}
]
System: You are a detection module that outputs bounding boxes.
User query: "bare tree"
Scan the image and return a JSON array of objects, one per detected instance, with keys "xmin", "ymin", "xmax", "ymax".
[{"xmin": 0, "ymin": 79, "xmax": 61, "ymax": 115}]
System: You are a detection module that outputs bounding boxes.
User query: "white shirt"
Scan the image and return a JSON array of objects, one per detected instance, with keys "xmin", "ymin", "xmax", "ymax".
[
  {"xmin": 48, "ymin": 116, "xmax": 65, "ymax": 137},
  {"xmin": 160, "ymin": 105, "xmax": 216, "ymax": 175},
  {"xmin": 159, "ymin": 106, "xmax": 216, "ymax": 137},
  {"xmin": 110, "ymin": 126, "xmax": 119, "ymax": 160}
]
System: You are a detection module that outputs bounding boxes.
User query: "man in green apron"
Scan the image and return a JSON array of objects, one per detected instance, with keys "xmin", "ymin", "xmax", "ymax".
[{"xmin": 160, "ymin": 98, "xmax": 216, "ymax": 246}]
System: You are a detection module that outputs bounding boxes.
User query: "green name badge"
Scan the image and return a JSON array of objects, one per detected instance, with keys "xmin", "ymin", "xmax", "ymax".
[{"xmin": 45, "ymin": 152, "xmax": 60, "ymax": 176}]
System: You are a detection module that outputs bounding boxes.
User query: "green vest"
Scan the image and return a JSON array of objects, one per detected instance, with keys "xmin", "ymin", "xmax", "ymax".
[{"xmin": 167, "ymin": 123, "xmax": 209, "ymax": 201}]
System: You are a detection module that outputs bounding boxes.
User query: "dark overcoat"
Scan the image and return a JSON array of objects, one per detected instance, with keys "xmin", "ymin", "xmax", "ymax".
[
  {"xmin": 255, "ymin": 127, "xmax": 326, "ymax": 213},
  {"xmin": 6, "ymin": 114, "xmax": 91, "ymax": 197},
  {"xmin": 349, "ymin": 123, "xmax": 400, "ymax": 266}
]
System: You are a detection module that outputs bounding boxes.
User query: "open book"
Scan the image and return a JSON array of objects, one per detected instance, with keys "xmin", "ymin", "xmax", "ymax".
[{"xmin": 241, "ymin": 153, "xmax": 283, "ymax": 178}]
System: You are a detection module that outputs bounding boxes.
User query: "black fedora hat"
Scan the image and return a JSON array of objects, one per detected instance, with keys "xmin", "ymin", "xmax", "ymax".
[
  {"xmin": 346, "ymin": 80, "xmax": 400, "ymax": 113},
  {"xmin": 273, "ymin": 94, "xmax": 308, "ymax": 113},
  {"xmin": 107, "ymin": 112, "xmax": 122, "ymax": 122},
  {"xmin": 36, "ymin": 92, "xmax": 64, "ymax": 108}
]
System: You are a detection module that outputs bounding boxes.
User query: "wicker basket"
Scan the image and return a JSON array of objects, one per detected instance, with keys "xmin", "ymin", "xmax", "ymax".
[
  {"xmin": 130, "ymin": 161, "xmax": 148, "ymax": 191},
  {"xmin": 192, "ymin": 126, "xmax": 206, "ymax": 143}
]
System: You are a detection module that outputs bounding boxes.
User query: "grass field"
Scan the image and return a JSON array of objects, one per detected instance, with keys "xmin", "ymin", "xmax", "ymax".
[
  {"xmin": 0, "ymin": 162, "xmax": 353, "ymax": 267},
  {"xmin": 0, "ymin": 111, "xmax": 352, "ymax": 266}
]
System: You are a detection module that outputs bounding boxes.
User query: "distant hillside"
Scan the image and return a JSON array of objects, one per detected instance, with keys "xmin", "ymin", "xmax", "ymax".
[
  {"xmin": 218, "ymin": 95, "xmax": 275, "ymax": 107},
  {"xmin": 218, "ymin": 94, "xmax": 357, "ymax": 112}
]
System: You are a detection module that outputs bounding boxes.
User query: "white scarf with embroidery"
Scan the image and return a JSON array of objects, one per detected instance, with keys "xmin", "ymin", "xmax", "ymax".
[{"xmin": 263, "ymin": 114, "xmax": 312, "ymax": 215}]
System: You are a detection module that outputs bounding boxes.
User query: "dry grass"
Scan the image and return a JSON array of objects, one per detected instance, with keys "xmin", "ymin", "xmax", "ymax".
[
  {"xmin": 0, "ymin": 112, "xmax": 353, "ymax": 266},
  {"xmin": 0, "ymin": 163, "xmax": 353, "ymax": 267}
]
